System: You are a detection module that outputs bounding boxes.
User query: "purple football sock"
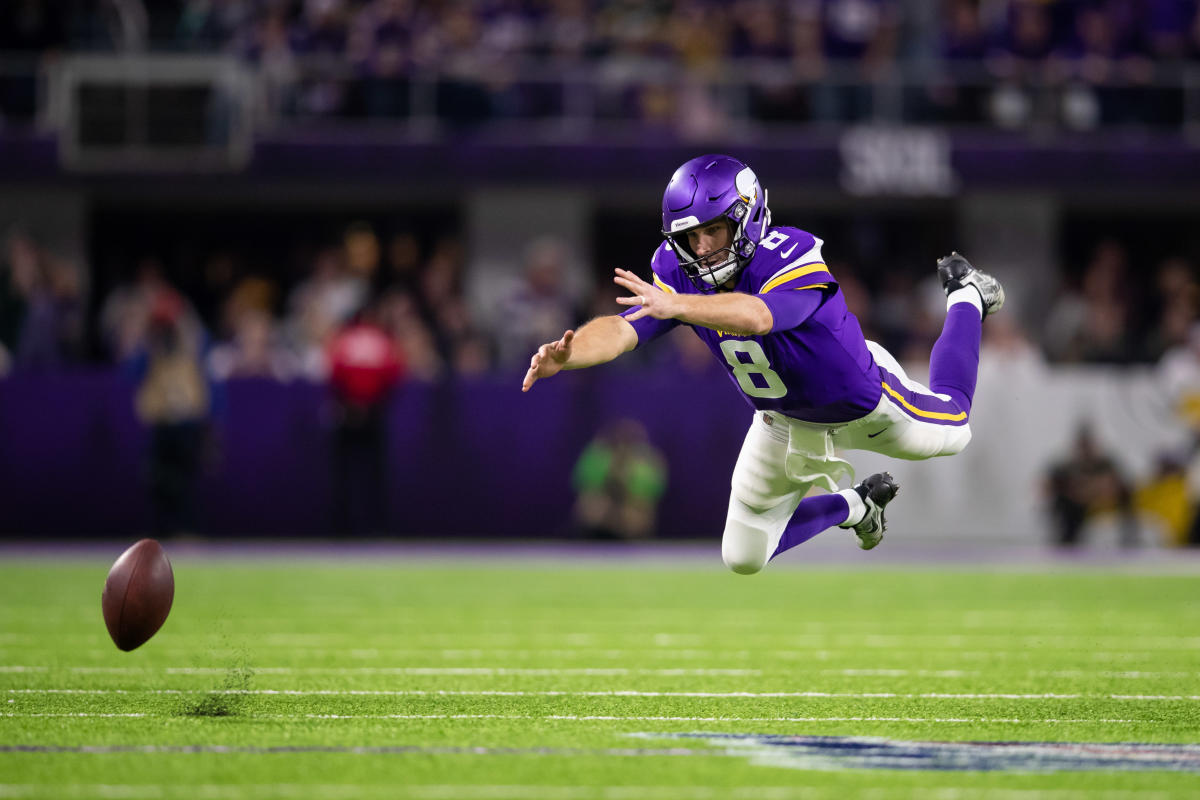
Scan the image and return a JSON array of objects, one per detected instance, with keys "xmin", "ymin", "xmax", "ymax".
[
  {"xmin": 929, "ymin": 302, "xmax": 981, "ymax": 417},
  {"xmin": 770, "ymin": 493, "xmax": 851, "ymax": 560}
]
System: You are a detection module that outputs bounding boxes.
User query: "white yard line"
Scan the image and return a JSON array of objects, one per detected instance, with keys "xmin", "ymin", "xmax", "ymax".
[
  {"xmin": 0, "ymin": 712, "xmax": 1139, "ymax": 723},
  {"xmin": 0, "ymin": 787, "xmax": 1174, "ymax": 800},
  {"xmin": 0, "ymin": 667, "xmax": 760, "ymax": 676},
  {"xmin": 829, "ymin": 668, "xmax": 1200, "ymax": 679},
  {"xmin": 7, "ymin": 688, "xmax": 1200, "ymax": 701},
  {"xmin": 5, "ymin": 664, "xmax": 1199, "ymax": 679},
  {"xmin": 5, "ymin": 646, "xmax": 1195, "ymax": 663},
  {"xmin": 3, "ymin": 785, "xmax": 1133, "ymax": 800},
  {"xmin": 4, "ymin": 633, "xmax": 1200, "ymax": 648}
]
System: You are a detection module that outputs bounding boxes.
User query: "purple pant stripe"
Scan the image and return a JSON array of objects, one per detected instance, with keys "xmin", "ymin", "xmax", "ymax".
[{"xmin": 770, "ymin": 493, "xmax": 850, "ymax": 560}]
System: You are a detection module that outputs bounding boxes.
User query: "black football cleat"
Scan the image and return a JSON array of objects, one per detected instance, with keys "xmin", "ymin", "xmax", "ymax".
[
  {"xmin": 937, "ymin": 252, "xmax": 1005, "ymax": 318},
  {"xmin": 839, "ymin": 472, "xmax": 900, "ymax": 550}
]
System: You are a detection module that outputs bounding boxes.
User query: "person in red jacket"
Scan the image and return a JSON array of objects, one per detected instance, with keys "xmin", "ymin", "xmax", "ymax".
[{"xmin": 327, "ymin": 309, "xmax": 405, "ymax": 536}]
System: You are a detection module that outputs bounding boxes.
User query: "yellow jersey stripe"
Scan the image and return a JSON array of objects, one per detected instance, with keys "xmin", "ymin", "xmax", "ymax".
[
  {"xmin": 759, "ymin": 263, "xmax": 831, "ymax": 294},
  {"xmin": 652, "ymin": 274, "xmax": 677, "ymax": 294},
  {"xmin": 881, "ymin": 381, "xmax": 968, "ymax": 422}
]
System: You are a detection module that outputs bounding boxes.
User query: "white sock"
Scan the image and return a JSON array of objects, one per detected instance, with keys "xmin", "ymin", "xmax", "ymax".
[
  {"xmin": 947, "ymin": 286, "xmax": 983, "ymax": 319},
  {"xmin": 838, "ymin": 487, "xmax": 867, "ymax": 527}
]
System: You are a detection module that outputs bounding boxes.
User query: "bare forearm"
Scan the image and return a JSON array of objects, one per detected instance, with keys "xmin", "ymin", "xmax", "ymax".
[
  {"xmin": 672, "ymin": 292, "xmax": 772, "ymax": 336},
  {"xmin": 563, "ymin": 315, "xmax": 638, "ymax": 369}
]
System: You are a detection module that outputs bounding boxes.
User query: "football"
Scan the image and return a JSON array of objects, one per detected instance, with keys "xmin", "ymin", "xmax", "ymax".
[{"xmin": 101, "ymin": 538, "xmax": 175, "ymax": 651}]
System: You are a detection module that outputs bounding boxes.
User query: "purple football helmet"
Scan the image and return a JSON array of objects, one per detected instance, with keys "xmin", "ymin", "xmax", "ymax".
[{"xmin": 661, "ymin": 154, "xmax": 771, "ymax": 292}]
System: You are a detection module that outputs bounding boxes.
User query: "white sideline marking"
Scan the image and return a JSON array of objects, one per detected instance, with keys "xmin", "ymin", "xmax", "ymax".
[
  {"xmin": 7, "ymin": 633, "xmax": 1200, "ymax": 649},
  {"xmin": 4, "ymin": 646, "xmax": 1194, "ymax": 663},
  {"xmin": 8, "ymin": 688, "xmax": 1200, "ymax": 701},
  {"xmin": 0, "ymin": 712, "xmax": 1138, "ymax": 724},
  {"xmin": 1, "ymin": 713, "xmax": 148, "ymax": 718},
  {"xmin": 830, "ymin": 668, "xmax": 1200, "ymax": 679},
  {"xmin": 309, "ymin": 714, "xmax": 1139, "ymax": 724},
  {"xmin": 0, "ymin": 786, "xmax": 1170, "ymax": 800},
  {"xmin": 0, "ymin": 786, "xmax": 1173, "ymax": 800},
  {"xmin": 6, "ymin": 664, "xmax": 1200, "ymax": 680}
]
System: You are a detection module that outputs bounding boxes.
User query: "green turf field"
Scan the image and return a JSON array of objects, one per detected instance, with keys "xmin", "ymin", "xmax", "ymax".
[{"xmin": 3, "ymin": 554, "xmax": 1200, "ymax": 798}]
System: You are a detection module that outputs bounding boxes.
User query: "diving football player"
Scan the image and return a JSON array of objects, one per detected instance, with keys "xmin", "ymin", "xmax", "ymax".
[{"xmin": 522, "ymin": 154, "xmax": 1003, "ymax": 573}]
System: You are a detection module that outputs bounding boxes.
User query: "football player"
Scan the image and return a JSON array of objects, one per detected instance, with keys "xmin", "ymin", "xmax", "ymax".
[{"xmin": 522, "ymin": 154, "xmax": 1004, "ymax": 573}]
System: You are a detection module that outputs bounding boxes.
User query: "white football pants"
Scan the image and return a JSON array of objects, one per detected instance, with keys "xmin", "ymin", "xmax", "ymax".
[{"xmin": 721, "ymin": 341, "xmax": 972, "ymax": 574}]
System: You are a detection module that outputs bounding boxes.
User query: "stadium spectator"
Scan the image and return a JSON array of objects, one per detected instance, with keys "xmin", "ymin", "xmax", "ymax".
[
  {"xmin": 350, "ymin": 0, "xmax": 418, "ymax": 118},
  {"xmin": 0, "ymin": 232, "xmax": 31, "ymax": 374},
  {"xmin": 101, "ymin": 257, "xmax": 176, "ymax": 362},
  {"xmin": 985, "ymin": 0, "xmax": 1058, "ymax": 127},
  {"xmin": 1044, "ymin": 421, "xmax": 1139, "ymax": 548},
  {"xmin": 125, "ymin": 288, "xmax": 217, "ymax": 538},
  {"xmin": 925, "ymin": 0, "xmax": 990, "ymax": 123},
  {"xmin": 1156, "ymin": 321, "xmax": 1200, "ymax": 546},
  {"xmin": 1050, "ymin": 2, "xmax": 1156, "ymax": 130},
  {"xmin": 375, "ymin": 288, "xmax": 443, "ymax": 381},
  {"xmin": 326, "ymin": 308, "xmax": 405, "ymax": 536},
  {"xmin": 286, "ymin": 245, "xmax": 369, "ymax": 377},
  {"xmin": 808, "ymin": 0, "xmax": 900, "ymax": 122},
  {"xmin": 381, "ymin": 229, "xmax": 423, "ymax": 298},
  {"xmin": 1144, "ymin": 0, "xmax": 1195, "ymax": 60},
  {"xmin": 7, "ymin": 0, "xmax": 1199, "ymax": 134},
  {"xmin": 241, "ymin": 6, "xmax": 302, "ymax": 117},
  {"xmin": 1144, "ymin": 256, "xmax": 1200, "ymax": 360},
  {"xmin": 730, "ymin": 9, "xmax": 810, "ymax": 122},
  {"xmin": 208, "ymin": 307, "xmax": 302, "ymax": 382},
  {"xmin": 1042, "ymin": 238, "xmax": 1140, "ymax": 364},
  {"xmin": 0, "ymin": 230, "xmax": 82, "ymax": 372},
  {"xmin": 419, "ymin": 235, "xmax": 486, "ymax": 371},
  {"xmin": 572, "ymin": 418, "xmax": 668, "ymax": 539},
  {"xmin": 1134, "ymin": 452, "xmax": 1195, "ymax": 547},
  {"xmin": 0, "ymin": 0, "xmax": 67, "ymax": 125},
  {"xmin": 493, "ymin": 236, "xmax": 581, "ymax": 368},
  {"xmin": 175, "ymin": 0, "xmax": 247, "ymax": 52},
  {"xmin": 1159, "ymin": 321, "xmax": 1200, "ymax": 430}
]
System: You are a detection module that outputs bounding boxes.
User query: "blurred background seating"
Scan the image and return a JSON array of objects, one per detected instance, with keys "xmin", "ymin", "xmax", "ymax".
[{"xmin": 2, "ymin": 0, "xmax": 1199, "ymax": 546}]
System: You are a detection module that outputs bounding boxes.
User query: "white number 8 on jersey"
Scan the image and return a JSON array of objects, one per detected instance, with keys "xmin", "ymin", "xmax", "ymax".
[{"xmin": 719, "ymin": 340, "xmax": 787, "ymax": 399}]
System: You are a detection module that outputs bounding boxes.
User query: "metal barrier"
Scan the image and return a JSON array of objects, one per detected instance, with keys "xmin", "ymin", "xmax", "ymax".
[{"xmin": 4, "ymin": 54, "xmax": 1199, "ymax": 172}]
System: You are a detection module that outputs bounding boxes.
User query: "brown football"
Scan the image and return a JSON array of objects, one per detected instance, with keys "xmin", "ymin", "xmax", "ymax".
[{"xmin": 102, "ymin": 538, "xmax": 175, "ymax": 651}]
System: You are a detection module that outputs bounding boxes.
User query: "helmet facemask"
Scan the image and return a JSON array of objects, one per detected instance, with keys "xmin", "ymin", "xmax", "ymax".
[{"xmin": 665, "ymin": 194, "xmax": 767, "ymax": 293}]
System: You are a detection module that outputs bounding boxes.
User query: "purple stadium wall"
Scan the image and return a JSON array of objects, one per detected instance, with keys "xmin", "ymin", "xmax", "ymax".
[{"xmin": 0, "ymin": 366, "xmax": 747, "ymax": 539}]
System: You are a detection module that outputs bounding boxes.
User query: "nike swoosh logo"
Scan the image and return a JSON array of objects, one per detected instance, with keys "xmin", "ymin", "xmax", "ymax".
[
  {"xmin": 867, "ymin": 428, "xmax": 889, "ymax": 438},
  {"xmin": 780, "ymin": 243, "xmax": 798, "ymax": 258}
]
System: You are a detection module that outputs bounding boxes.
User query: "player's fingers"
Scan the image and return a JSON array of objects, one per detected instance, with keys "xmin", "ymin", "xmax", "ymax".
[
  {"xmin": 620, "ymin": 271, "xmax": 650, "ymax": 291},
  {"xmin": 624, "ymin": 307, "xmax": 648, "ymax": 321},
  {"xmin": 521, "ymin": 367, "xmax": 536, "ymax": 392},
  {"xmin": 614, "ymin": 295, "xmax": 640, "ymax": 306},
  {"xmin": 614, "ymin": 272, "xmax": 652, "ymax": 287}
]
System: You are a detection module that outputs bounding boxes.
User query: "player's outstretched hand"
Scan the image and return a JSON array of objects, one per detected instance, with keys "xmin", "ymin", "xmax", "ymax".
[
  {"xmin": 522, "ymin": 329, "xmax": 575, "ymax": 392},
  {"xmin": 613, "ymin": 268, "xmax": 678, "ymax": 321}
]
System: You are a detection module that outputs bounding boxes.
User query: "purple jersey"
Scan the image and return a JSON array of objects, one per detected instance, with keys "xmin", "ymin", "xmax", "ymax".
[{"xmin": 623, "ymin": 227, "xmax": 882, "ymax": 423}]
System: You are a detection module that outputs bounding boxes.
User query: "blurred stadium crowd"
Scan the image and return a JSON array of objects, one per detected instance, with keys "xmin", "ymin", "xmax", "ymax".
[
  {"xmin": 2, "ymin": 221, "xmax": 1198, "ymax": 380},
  {"xmin": 3, "ymin": 1, "xmax": 1200, "ymax": 547},
  {"xmin": 3, "ymin": 0, "xmax": 1200, "ymax": 129}
]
